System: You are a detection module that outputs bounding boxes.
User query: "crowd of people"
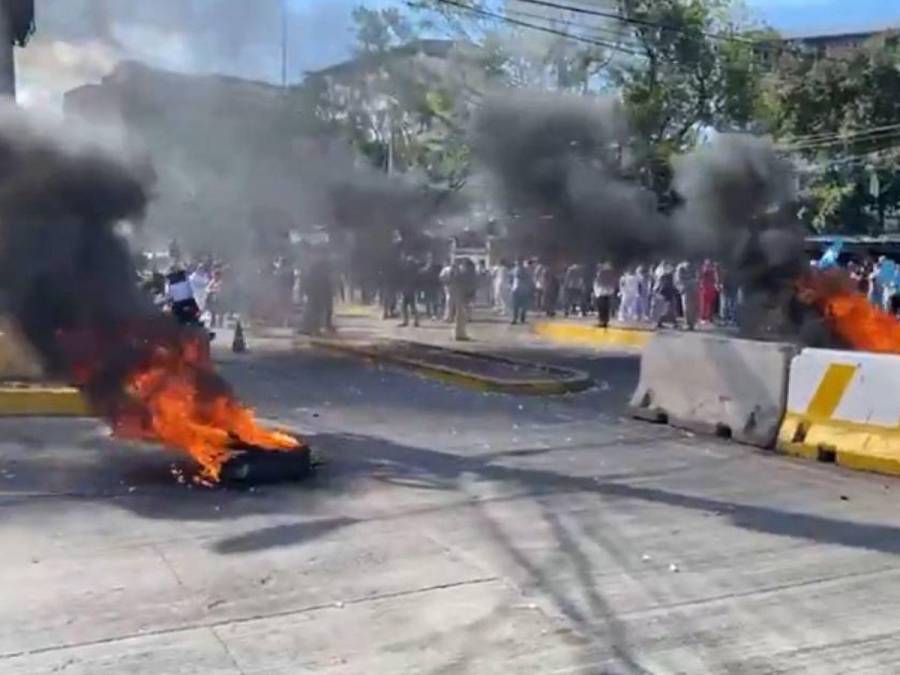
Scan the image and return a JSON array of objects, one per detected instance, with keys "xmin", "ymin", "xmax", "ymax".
[
  {"xmin": 138, "ymin": 258, "xmax": 226, "ymax": 329},
  {"xmin": 488, "ymin": 259, "xmax": 739, "ymax": 329},
  {"xmin": 845, "ymin": 255, "xmax": 900, "ymax": 315},
  {"xmin": 136, "ymin": 239, "xmax": 900, "ymax": 340}
]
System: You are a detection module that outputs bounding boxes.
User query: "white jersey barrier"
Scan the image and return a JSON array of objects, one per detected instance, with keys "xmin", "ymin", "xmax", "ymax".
[
  {"xmin": 778, "ymin": 348, "xmax": 900, "ymax": 474},
  {"xmin": 629, "ymin": 332, "xmax": 797, "ymax": 448}
]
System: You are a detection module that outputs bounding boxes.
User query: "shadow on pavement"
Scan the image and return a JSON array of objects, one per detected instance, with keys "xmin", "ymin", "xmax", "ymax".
[
  {"xmin": 5, "ymin": 428, "xmax": 900, "ymax": 558},
  {"xmin": 212, "ymin": 516, "xmax": 360, "ymax": 554}
]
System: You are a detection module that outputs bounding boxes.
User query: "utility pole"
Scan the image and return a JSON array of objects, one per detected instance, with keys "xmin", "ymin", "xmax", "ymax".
[
  {"xmin": 0, "ymin": 0, "xmax": 36, "ymax": 100},
  {"xmin": 0, "ymin": 1, "xmax": 15, "ymax": 98},
  {"xmin": 280, "ymin": 0, "xmax": 288, "ymax": 88}
]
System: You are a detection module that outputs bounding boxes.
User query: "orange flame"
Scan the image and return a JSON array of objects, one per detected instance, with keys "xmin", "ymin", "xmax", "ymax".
[
  {"xmin": 798, "ymin": 269, "xmax": 900, "ymax": 355},
  {"xmin": 117, "ymin": 334, "xmax": 300, "ymax": 482},
  {"xmin": 63, "ymin": 324, "xmax": 301, "ymax": 483}
]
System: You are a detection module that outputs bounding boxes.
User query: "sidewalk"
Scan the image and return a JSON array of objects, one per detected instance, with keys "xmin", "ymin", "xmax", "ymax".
[
  {"xmin": 324, "ymin": 304, "xmax": 564, "ymax": 354},
  {"xmin": 326, "ymin": 304, "xmax": 656, "ymax": 353}
]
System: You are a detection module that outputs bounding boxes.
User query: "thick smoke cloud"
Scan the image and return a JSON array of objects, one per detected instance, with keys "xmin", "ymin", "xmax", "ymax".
[
  {"xmin": 0, "ymin": 104, "xmax": 260, "ymax": 422},
  {"xmin": 0, "ymin": 105, "xmax": 150, "ymax": 371},
  {"xmin": 472, "ymin": 90, "xmax": 811, "ymax": 336},
  {"xmin": 471, "ymin": 91, "xmax": 669, "ymax": 264}
]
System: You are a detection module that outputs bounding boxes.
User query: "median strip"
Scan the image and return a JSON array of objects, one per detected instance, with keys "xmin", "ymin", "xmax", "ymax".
[{"xmin": 307, "ymin": 337, "xmax": 593, "ymax": 395}]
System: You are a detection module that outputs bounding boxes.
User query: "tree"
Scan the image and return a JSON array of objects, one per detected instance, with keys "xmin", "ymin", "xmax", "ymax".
[
  {"xmin": 768, "ymin": 32, "xmax": 900, "ymax": 232},
  {"xmin": 612, "ymin": 0, "xmax": 772, "ymax": 197},
  {"xmin": 411, "ymin": 0, "xmax": 770, "ymax": 199},
  {"xmin": 307, "ymin": 6, "xmax": 495, "ymax": 198}
]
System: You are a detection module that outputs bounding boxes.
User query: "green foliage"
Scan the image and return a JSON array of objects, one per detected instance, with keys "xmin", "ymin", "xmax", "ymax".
[{"xmin": 769, "ymin": 32, "xmax": 900, "ymax": 232}]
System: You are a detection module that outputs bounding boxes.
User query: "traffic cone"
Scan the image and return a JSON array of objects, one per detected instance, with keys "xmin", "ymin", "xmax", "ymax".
[{"xmin": 232, "ymin": 320, "xmax": 247, "ymax": 353}]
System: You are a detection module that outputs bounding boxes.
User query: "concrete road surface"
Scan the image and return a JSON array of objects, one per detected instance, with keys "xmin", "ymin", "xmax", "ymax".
[{"xmin": 2, "ymin": 335, "xmax": 900, "ymax": 674}]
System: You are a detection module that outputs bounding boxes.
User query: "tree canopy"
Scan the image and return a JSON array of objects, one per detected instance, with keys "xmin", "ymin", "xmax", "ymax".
[{"xmin": 298, "ymin": 1, "xmax": 900, "ymax": 234}]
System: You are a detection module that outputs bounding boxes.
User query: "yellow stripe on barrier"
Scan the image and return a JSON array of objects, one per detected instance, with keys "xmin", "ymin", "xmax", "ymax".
[
  {"xmin": 805, "ymin": 363, "xmax": 857, "ymax": 420},
  {"xmin": 777, "ymin": 355, "xmax": 900, "ymax": 478}
]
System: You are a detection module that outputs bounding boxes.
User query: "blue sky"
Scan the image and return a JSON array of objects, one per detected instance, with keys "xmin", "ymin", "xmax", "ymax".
[
  {"xmin": 744, "ymin": 0, "xmax": 900, "ymax": 35},
  {"xmin": 19, "ymin": 0, "xmax": 900, "ymax": 109},
  {"xmin": 282, "ymin": 0, "xmax": 900, "ymax": 74},
  {"xmin": 288, "ymin": 0, "xmax": 900, "ymax": 37}
]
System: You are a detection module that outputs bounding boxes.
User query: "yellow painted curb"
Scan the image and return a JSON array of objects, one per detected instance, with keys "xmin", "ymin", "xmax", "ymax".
[
  {"xmin": 0, "ymin": 385, "xmax": 91, "ymax": 417},
  {"xmin": 778, "ymin": 412, "xmax": 900, "ymax": 477},
  {"xmin": 334, "ymin": 304, "xmax": 379, "ymax": 318},
  {"xmin": 307, "ymin": 339, "xmax": 592, "ymax": 395},
  {"xmin": 533, "ymin": 321, "xmax": 652, "ymax": 350}
]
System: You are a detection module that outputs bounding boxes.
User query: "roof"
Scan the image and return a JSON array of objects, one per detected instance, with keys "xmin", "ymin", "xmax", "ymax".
[
  {"xmin": 305, "ymin": 39, "xmax": 457, "ymax": 80},
  {"xmin": 784, "ymin": 28, "xmax": 894, "ymax": 43}
]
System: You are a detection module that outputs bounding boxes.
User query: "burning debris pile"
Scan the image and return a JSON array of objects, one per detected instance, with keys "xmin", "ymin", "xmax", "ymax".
[
  {"xmin": 798, "ymin": 269, "xmax": 900, "ymax": 354},
  {"xmin": 0, "ymin": 107, "xmax": 302, "ymax": 483}
]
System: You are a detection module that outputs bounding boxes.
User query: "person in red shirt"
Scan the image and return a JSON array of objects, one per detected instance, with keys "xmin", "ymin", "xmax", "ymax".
[{"xmin": 699, "ymin": 259, "xmax": 719, "ymax": 324}]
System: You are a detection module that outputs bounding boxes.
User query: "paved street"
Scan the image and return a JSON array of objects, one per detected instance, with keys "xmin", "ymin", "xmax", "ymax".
[{"xmin": 3, "ymin": 327, "xmax": 900, "ymax": 674}]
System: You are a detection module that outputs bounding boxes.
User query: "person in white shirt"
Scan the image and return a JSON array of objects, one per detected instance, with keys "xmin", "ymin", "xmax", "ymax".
[
  {"xmin": 167, "ymin": 267, "xmax": 202, "ymax": 326},
  {"xmin": 189, "ymin": 265, "xmax": 212, "ymax": 314},
  {"xmin": 617, "ymin": 267, "xmax": 641, "ymax": 322},
  {"xmin": 492, "ymin": 261, "xmax": 512, "ymax": 317}
]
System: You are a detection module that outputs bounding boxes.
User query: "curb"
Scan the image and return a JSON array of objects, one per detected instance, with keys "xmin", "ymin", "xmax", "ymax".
[
  {"xmin": 334, "ymin": 304, "xmax": 379, "ymax": 318},
  {"xmin": 0, "ymin": 384, "xmax": 91, "ymax": 417},
  {"xmin": 307, "ymin": 338, "xmax": 593, "ymax": 395},
  {"xmin": 778, "ymin": 412, "xmax": 900, "ymax": 477},
  {"xmin": 532, "ymin": 321, "xmax": 652, "ymax": 350}
]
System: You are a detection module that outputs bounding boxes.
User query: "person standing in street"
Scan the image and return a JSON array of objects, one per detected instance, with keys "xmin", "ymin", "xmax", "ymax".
[
  {"xmin": 493, "ymin": 260, "xmax": 513, "ymax": 317},
  {"xmin": 420, "ymin": 255, "xmax": 443, "ymax": 320},
  {"xmin": 675, "ymin": 259, "xmax": 699, "ymax": 330},
  {"xmin": 440, "ymin": 260, "xmax": 455, "ymax": 323},
  {"xmin": 699, "ymin": 259, "xmax": 719, "ymax": 324},
  {"xmin": 563, "ymin": 263, "xmax": 583, "ymax": 317},
  {"xmin": 653, "ymin": 261, "xmax": 678, "ymax": 328},
  {"xmin": 543, "ymin": 264, "xmax": 560, "ymax": 317},
  {"xmin": 533, "ymin": 262, "xmax": 546, "ymax": 315},
  {"xmin": 398, "ymin": 255, "xmax": 420, "ymax": 328},
  {"xmin": 593, "ymin": 262, "xmax": 617, "ymax": 328},
  {"xmin": 510, "ymin": 259, "xmax": 534, "ymax": 325},
  {"xmin": 636, "ymin": 265, "xmax": 653, "ymax": 322},
  {"xmin": 617, "ymin": 266, "xmax": 640, "ymax": 323},
  {"xmin": 189, "ymin": 264, "xmax": 212, "ymax": 316},
  {"xmin": 450, "ymin": 258, "xmax": 477, "ymax": 340}
]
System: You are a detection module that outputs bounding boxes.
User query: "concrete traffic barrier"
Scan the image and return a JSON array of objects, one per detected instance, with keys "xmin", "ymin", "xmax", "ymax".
[
  {"xmin": 0, "ymin": 318, "xmax": 44, "ymax": 379},
  {"xmin": 778, "ymin": 349, "xmax": 900, "ymax": 476},
  {"xmin": 0, "ymin": 318, "xmax": 90, "ymax": 417},
  {"xmin": 629, "ymin": 331, "xmax": 798, "ymax": 447}
]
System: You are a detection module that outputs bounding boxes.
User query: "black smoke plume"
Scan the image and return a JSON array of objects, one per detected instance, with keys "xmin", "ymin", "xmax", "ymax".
[
  {"xmin": 0, "ymin": 106, "xmax": 235, "ymax": 418},
  {"xmin": 472, "ymin": 90, "xmax": 811, "ymax": 337},
  {"xmin": 471, "ymin": 91, "xmax": 669, "ymax": 264}
]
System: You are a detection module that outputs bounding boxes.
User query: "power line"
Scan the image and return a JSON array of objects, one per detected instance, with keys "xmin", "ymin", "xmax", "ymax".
[
  {"xmin": 504, "ymin": 5, "xmax": 644, "ymax": 50},
  {"xmin": 781, "ymin": 127, "xmax": 900, "ymax": 152},
  {"xmin": 508, "ymin": 0, "xmax": 854, "ymax": 65},
  {"xmin": 779, "ymin": 122, "xmax": 900, "ymax": 145},
  {"xmin": 423, "ymin": 0, "xmax": 646, "ymax": 57}
]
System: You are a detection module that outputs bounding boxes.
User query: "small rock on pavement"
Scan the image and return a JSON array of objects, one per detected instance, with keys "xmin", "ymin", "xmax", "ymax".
[
  {"xmin": 669, "ymin": 563, "xmax": 680, "ymax": 573},
  {"xmin": 840, "ymin": 495, "xmax": 850, "ymax": 501},
  {"xmin": 334, "ymin": 601, "xmax": 345, "ymax": 608},
  {"xmin": 641, "ymin": 554, "xmax": 652, "ymax": 562}
]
